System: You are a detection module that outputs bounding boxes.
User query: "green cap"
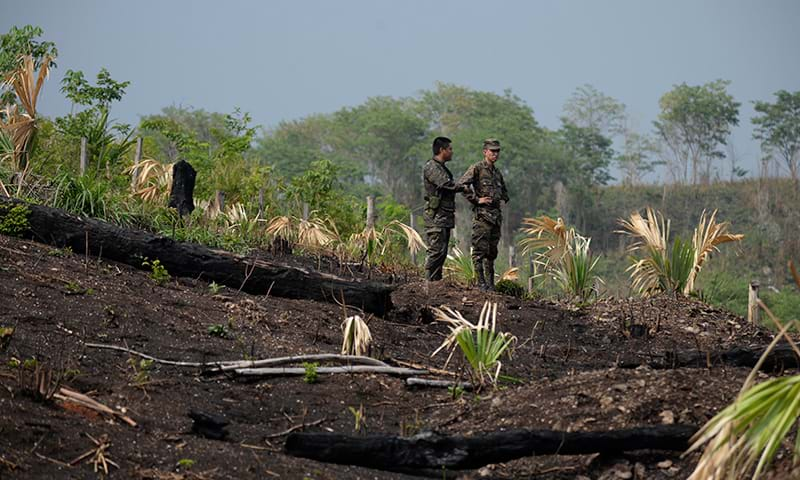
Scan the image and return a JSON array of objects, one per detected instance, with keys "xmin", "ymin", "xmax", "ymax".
[{"xmin": 483, "ymin": 138, "xmax": 501, "ymax": 151}]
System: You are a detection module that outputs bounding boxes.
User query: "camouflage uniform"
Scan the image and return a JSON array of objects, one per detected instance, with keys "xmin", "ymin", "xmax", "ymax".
[
  {"xmin": 423, "ymin": 157, "xmax": 461, "ymax": 280},
  {"xmin": 458, "ymin": 140, "xmax": 509, "ymax": 289}
]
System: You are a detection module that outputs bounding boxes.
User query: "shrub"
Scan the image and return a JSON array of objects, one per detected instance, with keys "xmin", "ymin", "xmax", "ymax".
[
  {"xmin": 0, "ymin": 203, "xmax": 29, "ymax": 236},
  {"xmin": 495, "ymin": 279, "xmax": 525, "ymax": 298}
]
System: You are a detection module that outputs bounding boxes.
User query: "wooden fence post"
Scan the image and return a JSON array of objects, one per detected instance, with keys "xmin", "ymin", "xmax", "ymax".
[
  {"xmin": 508, "ymin": 245, "xmax": 516, "ymax": 268},
  {"xmin": 748, "ymin": 281, "xmax": 760, "ymax": 325},
  {"xmin": 131, "ymin": 137, "xmax": 142, "ymax": 191},
  {"xmin": 258, "ymin": 188, "xmax": 265, "ymax": 217},
  {"xmin": 366, "ymin": 196, "xmax": 376, "ymax": 229},
  {"xmin": 79, "ymin": 137, "xmax": 88, "ymax": 175},
  {"xmin": 302, "ymin": 202, "xmax": 310, "ymax": 221}
]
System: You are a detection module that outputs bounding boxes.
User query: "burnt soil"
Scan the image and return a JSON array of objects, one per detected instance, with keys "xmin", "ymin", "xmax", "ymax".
[{"xmin": 0, "ymin": 232, "xmax": 795, "ymax": 479}]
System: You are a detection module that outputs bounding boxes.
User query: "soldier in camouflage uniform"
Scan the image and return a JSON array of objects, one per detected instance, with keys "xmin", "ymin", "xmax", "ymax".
[
  {"xmin": 458, "ymin": 139, "xmax": 509, "ymax": 290},
  {"xmin": 423, "ymin": 137, "xmax": 468, "ymax": 281}
]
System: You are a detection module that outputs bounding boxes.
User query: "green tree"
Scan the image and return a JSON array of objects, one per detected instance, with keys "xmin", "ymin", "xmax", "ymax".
[
  {"xmin": 654, "ymin": 80, "xmax": 740, "ymax": 185},
  {"xmin": 616, "ymin": 130, "xmax": 660, "ymax": 186},
  {"xmin": 562, "ymin": 84, "xmax": 626, "ymax": 139},
  {"xmin": 0, "ymin": 25, "xmax": 58, "ymax": 107},
  {"xmin": 752, "ymin": 90, "xmax": 800, "ymax": 188}
]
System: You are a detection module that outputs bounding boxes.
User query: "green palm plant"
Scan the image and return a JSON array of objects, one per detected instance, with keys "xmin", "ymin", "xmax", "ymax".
[
  {"xmin": 618, "ymin": 208, "xmax": 743, "ymax": 297},
  {"xmin": 444, "ymin": 245, "xmax": 476, "ymax": 286},
  {"xmin": 687, "ymin": 261, "xmax": 800, "ymax": 479},
  {"xmin": 348, "ymin": 220, "xmax": 426, "ymax": 266},
  {"xmin": 519, "ymin": 215, "xmax": 601, "ymax": 301},
  {"xmin": 431, "ymin": 302, "xmax": 516, "ymax": 388}
]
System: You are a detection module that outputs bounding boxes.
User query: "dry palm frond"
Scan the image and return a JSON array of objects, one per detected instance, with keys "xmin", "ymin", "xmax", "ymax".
[
  {"xmin": 686, "ymin": 209, "xmax": 744, "ymax": 294},
  {"xmin": 617, "ymin": 208, "xmax": 668, "ymax": 253},
  {"xmin": 381, "ymin": 220, "xmax": 427, "ymax": 257},
  {"xmin": 125, "ymin": 158, "xmax": 173, "ymax": 202},
  {"xmin": 298, "ymin": 216, "xmax": 335, "ymax": 250},
  {"xmin": 519, "ymin": 215, "xmax": 573, "ymax": 265},
  {"xmin": 499, "ymin": 267, "xmax": 519, "ymax": 282},
  {"xmin": 341, "ymin": 315, "xmax": 372, "ymax": 356},
  {"xmin": 0, "ymin": 55, "xmax": 50, "ymax": 172},
  {"xmin": 265, "ymin": 215, "xmax": 292, "ymax": 238}
]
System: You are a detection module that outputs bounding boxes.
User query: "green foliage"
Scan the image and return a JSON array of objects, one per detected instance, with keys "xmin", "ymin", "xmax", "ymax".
[
  {"xmin": 128, "ymin": 358, "xmax": 153, "ymax": 385},
  {"xmin": 0, "ymin": 204, "xmax": 29, "ymax": 236},
  {"xmin": 51, "ymin": 171, "xmax": 112, "ymax": 219},
  {"xmin": 348, "ymin": 404, "xmax": 365, "ymax": 432},
  {"xmin": 0, "ymin": 326, "xmax": 13, "ymax": 351},
  {"xmin": 753, "ymin": 90, "xmax": 800, "ymax": 183},
  {"xmin": 142, "ymin": 258, "xmax": 170, "ymax": 285},
  {"xmin": 207, "ymin": 324, "xmax": 227, "ymax": 338},
  {"xmin": 448, "ymin": 384, "xmax": 465, "ymax": 400},
  {"xmin": 494, "ymin": 279, "xmax": 525, "ymax": 298},
  {"xmin": 0, "ymin": 25, "xmax": 58, "ymax": 106},
  {"xmin": 654, "ymin": 80, "xmax": 740, "ymax": 184},
  {"xmin": 444, "ymin": 246, "xmax": 476, "ymax": 286},
  {"xmin": 176, "ymin": 458, "xmax": 195, "ymax": 469},
  {"xmin": 553, "ymin": 234, "xmax": 601, "ymax": 301},
  {"xmin": 302, "ymin": 362, "xmax": 319, "ymax": 384},
  {"xmin": 208, "ymin": 281, "xmax": 223, "ymax": 294}
]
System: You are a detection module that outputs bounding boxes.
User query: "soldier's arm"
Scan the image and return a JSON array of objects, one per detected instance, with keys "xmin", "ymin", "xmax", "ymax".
[
  {"xmin": 425, "ymin": 164, "xmax": 460, "ymax": 193},
  {"xmin": 499, "ymin": 171, "xmax": 510, "ymax": 203},
  {"xmin": 457, "ymin": 166, "xmax": 479, "ymax": 205}
]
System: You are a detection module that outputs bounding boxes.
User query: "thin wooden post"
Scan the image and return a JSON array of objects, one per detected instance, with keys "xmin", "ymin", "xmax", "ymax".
[
  {"xmin": 215, "ymin": 190, "xmax": 225, "ymax": 214},
  {"xmin": 258, "ymin": 188, "xmax": 265, "ymax": 217},
  {"xmin": 131, "ymin": 137, "xmax": 142, "ymax": 191},
  {"xmin": 366, "ymin": 196, "xmax": 376, "ymax": 229},
  {"xmin": 508, "ymin": 245, "xmax": 516, "ymax": 268},
  {"xmin": 748, "ymin": 281, "xmax": 760, "ymax": 325},
  {"xmin": 79, "ymin": 137, "xmax": 88, "ymax": 175},
  {"xmin": 302, "ymin": 202, "xmax": 310, "ymax": 221},
  {"xmin": 409, "ymin": 212, "xmax": 417, "ymax": 265}
]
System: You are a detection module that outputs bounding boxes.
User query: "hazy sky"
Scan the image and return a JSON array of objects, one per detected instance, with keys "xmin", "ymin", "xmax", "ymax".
[{"xmin": 3, "ymin": 0, "xmax": 799, "ymax": 179}]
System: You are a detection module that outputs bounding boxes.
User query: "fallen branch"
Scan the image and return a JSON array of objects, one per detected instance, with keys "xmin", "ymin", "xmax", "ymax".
[
  {"xmin": 616, "ymin": 344, "xmax": 800, "ymax": 372},
  {"xmin": 285, "ymin": 425, "xmax": 698, "ymax": 471},
  {"xmin": 264, "ymin": 417, "xmax": 327, "ymax": 439},
  {"xmin": 235, "ymin": 366, "xmax": 427, "ymax": 377},
  {"xmin": 54, "ymin": 387, "xmax": 136, "ymax": 427},
  {"xmin": 405, "ymin": 378, "xmax": 473, "ymax": 390},
  {"xmin": 84, "ymin": 343, "xmax": 388, "ymax": 370}
]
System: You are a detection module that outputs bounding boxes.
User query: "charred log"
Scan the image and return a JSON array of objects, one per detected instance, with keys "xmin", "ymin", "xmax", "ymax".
[
  {"xmin": 284, "ymin": 425, "xmax": 697, "ymax": 471},
  {"xmin": 0, "ymin": 196, "xmax": 393, "ymax": 315}
]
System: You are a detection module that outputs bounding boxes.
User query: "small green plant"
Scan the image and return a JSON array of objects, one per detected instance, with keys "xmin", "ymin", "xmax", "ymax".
[
  {"xmin": 207, "ymin": 324, "xmax": 227, "ymax": 337},
  {"xmin": 448, "ymin": 384, "xmax": 464, "ymax": 400},
  {"xmin": 494, "ymin": 279, "xmax": 526, "ymax": 298},
  {"xmin": 0, "ymin": 326, "xmax": 13, "ymax": 351},
  {"xmin": 48, "ymin": 246, "xmax": 73, "ymax": 257},
  {"xmin": 142, "ymin": 258, "xmax": 170, "ymax": 285},
  {"xmin": 348, "ymin": 404, "xmax": 366, "ymax": 433},
  {"xmin": 302, "ymin": 362, "xmax": 319, "ymax": 384},
  {"xmin": 176, "ymin": 458, "xmax": 195, "ymax": 469},
  {"xmin": 208, "ymin": 281, "xmax": 223, "ymax": 294},
  {"xmin": 128, "ymin": 358, "xmax": 153, "ymax": 385},
  {"xmin": 64, "ymin": 281, "xmax": 93, "ymax": 295},
  {"xmin": 0, "ymin": 204, "xmax": 30, "ymax": 236},
  {"xmin": 7, "ymin": 358, "xmax": 21, "ymax": 368},
  {"xmin": 444, "ymin": 246, "xmax": 477, "ymax": 286},
  {"xmin": 22, "ymin": 357, "xmax": 39, "ymax": 370}
]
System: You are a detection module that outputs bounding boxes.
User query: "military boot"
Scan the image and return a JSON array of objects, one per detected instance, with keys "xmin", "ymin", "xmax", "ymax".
[
  {"xmin": 484, "ymin": 260, "xmax": 495, "ymax": 291},
  {"xmin": 474, "ymin": 259, "xmax": 487, "ymax": 290}
]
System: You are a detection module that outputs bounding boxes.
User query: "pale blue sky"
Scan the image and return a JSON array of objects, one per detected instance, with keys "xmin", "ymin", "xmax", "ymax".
[{"xmin": 3, "ymin": 0, "xmax": 799, "ymax": 179}]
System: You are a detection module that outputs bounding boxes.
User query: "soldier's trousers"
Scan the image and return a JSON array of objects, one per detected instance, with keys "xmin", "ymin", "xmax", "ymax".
[
  {"xmin": 471, "ymin": 219, "xmax": 501, "ymax": 262},
  {"xmin": 425, "ymin": 227, "xmax": 451, "ymax": 281}
]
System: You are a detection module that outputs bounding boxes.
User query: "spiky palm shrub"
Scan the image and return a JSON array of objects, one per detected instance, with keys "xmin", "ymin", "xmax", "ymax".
[
  {"xmin": 519, "ymin": 215, "xmax": 601, "ymax": 301},
  {"xmin": 618, "ymin": 208, "xmax": 743, "ymax": 297},
  {"xmin": 341, "ymin": 315, "xmax": 372, "ymax": 356},
  {"xmin": 431, "ymin": 302, "xmax": 516, "ymax": 388},
  {"xmin": 0, "ymin": 55, "xmax": 51, "ymax": 174},
  {"xmin": 687, "ymin": 263, "xmax": 800, "ymax": 479},
  {"xmin": 553, "ymin": 234, "xmax": 601, "ymax": 302},
  {"xmin": 265, "ymin": 213, "xmax": 336, "ymax": 253},
  {"xmin": 444, "ymin": 246, "xmax": 476, "ymax": 286},
  {"xmin": 348, "ymin": 220, "xmax": 426, "ymax": 266}
]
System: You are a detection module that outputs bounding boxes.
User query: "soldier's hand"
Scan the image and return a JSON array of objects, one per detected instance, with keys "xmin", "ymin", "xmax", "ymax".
[{"xmin": 478, "ymin": 197, "xmax": 493, "ymax": 205}]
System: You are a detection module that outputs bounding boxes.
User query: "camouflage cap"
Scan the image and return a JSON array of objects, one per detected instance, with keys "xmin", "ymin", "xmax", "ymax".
[{"xmin": 483, "ymin": 138, "xmax": 501, "ymax": 151}]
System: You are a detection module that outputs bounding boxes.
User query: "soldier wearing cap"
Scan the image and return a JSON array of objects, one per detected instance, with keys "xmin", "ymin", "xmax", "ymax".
[
  {"xmin": 458, "ymin": 138, "xmax": 509, "ymax": 291},
  {"xmin": 422, "ymin": 136, "xmax": 468, "ymax": 281}
]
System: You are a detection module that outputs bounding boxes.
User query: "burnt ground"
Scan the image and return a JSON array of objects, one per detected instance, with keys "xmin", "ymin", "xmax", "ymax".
[{"xmin": 0, "ymin": 232, "xmax": 796, "ymax": 479}]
